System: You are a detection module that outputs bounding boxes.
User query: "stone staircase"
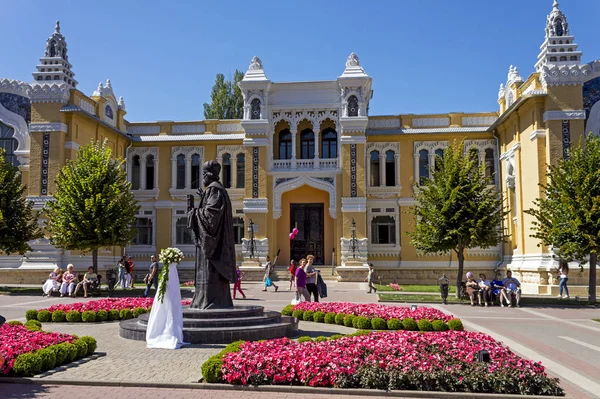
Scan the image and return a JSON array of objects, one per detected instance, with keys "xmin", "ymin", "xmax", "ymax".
[{"xmin": 270, "ymin": 266, "xmax": 339, "ymax": 281}]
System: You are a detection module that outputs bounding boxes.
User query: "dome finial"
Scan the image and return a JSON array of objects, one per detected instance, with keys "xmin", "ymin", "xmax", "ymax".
[
  {"xmin": 553, "ymin": 0, "xmax": 559, "ymax": 9},
  {"xmin": 54, "ymin": 21, "xmax": 60, "ymax": 33}
]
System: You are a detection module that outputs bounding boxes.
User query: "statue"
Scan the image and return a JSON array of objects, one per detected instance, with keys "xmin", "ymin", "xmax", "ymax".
[{"xmin": 187, "ymin": 160, "xmax": 237, "ymax": 309}]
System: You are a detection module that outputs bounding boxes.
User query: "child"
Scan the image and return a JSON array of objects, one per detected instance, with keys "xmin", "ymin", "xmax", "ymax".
[
  {"xmin": 233, "ymin": 265, "xmax": 246, "ymax": 299},
  {"xmin": 287, "ymin": 260, "xmax": 297, "ymax": 291}
]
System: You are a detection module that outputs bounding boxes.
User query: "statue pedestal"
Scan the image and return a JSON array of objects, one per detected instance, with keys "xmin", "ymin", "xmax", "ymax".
[{"xmin": 239, "ymin": 259, "xmax": 265, "ymax": 281}]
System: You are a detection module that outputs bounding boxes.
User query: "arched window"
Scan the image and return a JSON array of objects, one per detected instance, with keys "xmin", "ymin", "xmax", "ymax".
[
  {"xmin": 0, "ymin": 122, "xmax": 18, "ymax": 167},
  {"xmin": 300, "ymin": 129, "xmax": 315, "ymax": 159},
  {"xmin": 560, "ymin": 56, "xmax": 567, "ymax": 61},
  {"xmin": 385, "ymin": 150, "xmax": 395, "ymax": 186},
  {"xmin": 278, "ymin": 129, "xmax": 292, "ymax": 160},
  {"xmin": 176, "ymin": 154, "xmax": 185, "ymax": 189},
  {"xmin": 222, "ymin": 153, "xmax": 231, "ymax": 188},
  {"xmin": 419, "ymin": 149, "xmax": 429, "ymax": 184},
  {"xmin": 250, "ymin": 98, "xmax": 261, "ymax": 120},
  {"xmin": 146, "ymin": 154, "xmax": 155, "ymax": 190},
  {"xmin": 550, "ymin": 56, "xmax": 557, "ymax": 62},
  {"xmin": 469, "ymin": 148, "xmax": 479, "ymax": 167},
  {"xmin": 554, "ymin": 19, "xmax": 563, "ymax": 36},
  {"xmin": 484, "ymin": 148, "xmax": 495, "ymax": 183},
  {"xmin": 570, "ymin": 56, "xmax": 578, "ymax": 61},
  {"xmin": 131, "ymin": 155, "xmax": 140, "ymax": 190},
  {"xmin": 370, "ymin": 151, "xmax": 380, "ymax": 186},
  {"xmin": 347, "ymin": 95, "xmax": 359, "ymax": 117},
  {"xmin": 191, "ymin": 153, "xmax": 201, "ymax": 189},
  {"xmin": 105, "ymin": 105, "xmax": 114, "ymax": 120},
  {"xmin": 321, "ymin": 128, "xmax": 337, "ymax": 159},
  {"xmin": 434, "ymin": 148, "xmax": 444, "ymax": 171},
  {"xmin": 236, "ymin": 153, "xmax": 245, "ymax": 188}
]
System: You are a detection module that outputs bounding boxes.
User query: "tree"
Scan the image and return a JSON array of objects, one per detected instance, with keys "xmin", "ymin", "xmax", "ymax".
[
  {"xmin": 203, "ymin": 70, "xmax": 244, "ymax": 119},
  {"xmin": 526, "ymin": 136, "xmax": 600, "ymax": 304},
  {"xmin": 408, "ymin": 140, "xmax": 508, "ymax": 297},
  {"xmin": 0, "ymin": 148, "xmax": 41, "ymax": 254},
  {"xmin": 45, "ymin": 140, "xmax": 140, "ymax": 272}
]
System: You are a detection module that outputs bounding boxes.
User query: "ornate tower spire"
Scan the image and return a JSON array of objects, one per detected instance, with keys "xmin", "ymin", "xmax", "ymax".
[
  {"xmin": 535, "ymin": 1, "xmax": 581, "ymax": 72},
  {"xmin": 32, "ymin": 21, "xmax": 78, "ymax": 88}
]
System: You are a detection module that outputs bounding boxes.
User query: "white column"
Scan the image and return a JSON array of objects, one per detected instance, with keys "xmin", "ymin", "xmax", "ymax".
[
  {"xmin": 413, "ymin": 153, "xmax": 419, "ymax": 184},
  {"xmin": 291, "ymin": 127, "xmax": 297, "ymax": 169},
  {"xmin": 395, "ymin": 153, "xmax": 400, "ymax": 186},
  {"xmin": 428, "ymin": 151, "xmax": 436, "ymax": 179},
  {"xmin": 127, "ymin": 156, "xmax": 133, "ymax": 185},
  {"xmin": 379, "ymin": 152, "xmax": 385, "ymax": 186},
  {"xmin": 140, "ymin": 157, "xmax": 147, "ymax": 190},
  {"xmin": 231, "ymin": 155, "xmax": 237, "ymax": 189},
  {"xmin": 153, "ymin": 158, "xmax": 159, "ymax": 190},
  {"xmin": 185, "ymin": 158, "xmax": 192, "ymax": 189},
  {"xmin": 171, "ymin": 158, "xmax": 177, "ymax": 189},
  {"xmin": 314, "ymin": 122, "xmax": 320, "ymax": 169}
]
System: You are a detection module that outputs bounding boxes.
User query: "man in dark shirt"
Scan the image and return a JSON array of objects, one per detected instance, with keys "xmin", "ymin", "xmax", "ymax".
[{"xmin": 143, "ymin": 255, "xmax": 159, "ymax": 298}]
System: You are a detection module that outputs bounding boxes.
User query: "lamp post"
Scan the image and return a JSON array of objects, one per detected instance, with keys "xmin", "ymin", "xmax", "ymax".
[
  {"xmin": 350, "ymin": 218, "xmax": 357, "ymax": 259},
  {"xmin": 247, "ymin": 219, "xmax": 256, "ymax": 259}
]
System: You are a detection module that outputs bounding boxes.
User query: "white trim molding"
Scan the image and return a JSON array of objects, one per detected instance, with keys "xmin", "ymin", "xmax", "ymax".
[
  {"xmin": 462, "ymin": 116, "xmax": 497, "ymax": 126},
  {"xmin": 412, "ymin": 117, "xmax": 449, "ymax": 127},
  {"xmin": 530, "ymin": 129, "xmax": 547, "ymax": 141},
  {"xmin": 543, "ymin": 110, "xmax": 586, "ymax": 122},
  {"xmin": 243, "ymin": 198, "xmax": 268, "ymax": 214},
  {"xmin": 368, "ymin": 118, "xmax": 401, "ymax": 129},
  {"xmin": 0, "ymin": 78, "xmax": 31, "ymax": 98},
  {"xmin": 0, "ymin": 101, "xmax": 30, "ymax": 166},
  {"xmin": 29, "ymin": 122, "xmax": 67, "ymax": 133},
  {"xmin": 243, "ymin": 137, "xmax": 269, "ymax": 147},
  {"xmin": 341, "ymin": 197, "xmax": 366, "ymax": 213},
  {"xmin": 64, "ymin": 141, "xmax": 80, "ymax": 150},
  {"xmin": 340, "ymin": 135, "xmax": 367, "ymax": 144},
  {"xmin": 272, "ymin": 175, "xmax": 337, "ymax": 219},
  {"xmin": 128, "ymin": 125, "xmax": 161, "ymax": 135},
  {"xmin": 172, "ymin": 124, "xmax": 206, "ymax": 134},
  {"xmin": 499, "ymin": 142, "xmax": 521, "ymax": 161}
]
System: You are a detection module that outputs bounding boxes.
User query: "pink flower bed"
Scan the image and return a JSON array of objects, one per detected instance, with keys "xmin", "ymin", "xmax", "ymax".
[
  {"xmin": 221, "ymin": 331, "xmax": 563, "ymax": 395},
  {"xmin": 0, "ymin": 323, "xmax": 75, "ymax": 375},
  {"xmin": 292, "ymin": 302, "xmax": 451, "ymax": 322},
  {"xmin": 38, "ymin": 297, "xmax": 191, "ymax": 313}
]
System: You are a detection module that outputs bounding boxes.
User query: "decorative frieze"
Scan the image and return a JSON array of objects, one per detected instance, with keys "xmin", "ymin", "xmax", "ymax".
[
  {"xmin": 128, "ymin": 125, "xmax": 160, "ymax": 135},
  {"xmin": 543, "ymin": 110, "xmax": 586, "ymax": 121},
  {"xmin": 79, "ymin": 99, "xmax": 95, "ymax": 115},
  {"xmin": 29, "ymin": 123, "xmax": 67, "ymax": 133},
  {"xmin": 30, "ymin": 83, "xmax": 70, "ymax": 104},
  {"xmin": 461, "ymin": 116, "xmax": 497, "ymax": 126},
  {"xmin": 350, "ymin": 144, "xmax": 357, "ymax": 197},
  {"xmin": 172, "ymin": 124, "xmax": 206, "ymax": 134},
  {"xmin": 243, "ymin": 198, "xmax": 268, "ymax": 213},
  {"xmin": 412, "ymin": 118, "xmax": 449, "ymax": 127},
  {"xmin": 0, "ymin": 78, "xmax": 31, "ymax": 98},
  {"xmin": 252, "ymin": 147, "xmax": 259, "ymax": 198},
  {"xmin": 367, "ymin": 118, "xmax": 401, "ymax": 129},
  {"xmin": 217, "ymin": 123, "xmax": 243, "ymax": 132},
  {"xmin": 341, "ymin": 197, "xmax": 366, "ymax": 213},
  {"xmin": 272, "ymin": 176, "xmax": 336, "ymax": 219},
  {"xmin": 41, "ymin": 132, "xmax": 50, "ymax": 195}
]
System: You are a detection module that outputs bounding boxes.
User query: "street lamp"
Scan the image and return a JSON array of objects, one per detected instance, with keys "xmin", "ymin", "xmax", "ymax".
[
  {"xmin": 247, "ymin": 219, "xmax": 256, "ymax": 259},
  {"xmin": 350, "ymin": 218, "xmax": 357, "ymax": 259}
]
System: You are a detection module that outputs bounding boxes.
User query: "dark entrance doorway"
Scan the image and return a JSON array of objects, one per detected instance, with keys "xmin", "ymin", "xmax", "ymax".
[{"xmin": 290, "ymin": 203, "xmax": 324, "ymax": 265}]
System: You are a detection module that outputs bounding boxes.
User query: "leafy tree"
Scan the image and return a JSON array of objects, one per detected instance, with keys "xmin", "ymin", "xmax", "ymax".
[
  {"xmin": 0, "ymin": 148, "xmax": 41, "ymax": 254},
  {"xmin": 203, "ymin": 70, "xmax": 244, "ymax": 119},
  {"xmin": 526, "ymin": 136, "xmax": 600, "ymax": 303},
  {"xmin": 45, "ymin": 140, "xmax": 140, "ymax": 272},
  {"xmin": 408, "ymin": 140, "xmax": 508, "ymax": 297}
]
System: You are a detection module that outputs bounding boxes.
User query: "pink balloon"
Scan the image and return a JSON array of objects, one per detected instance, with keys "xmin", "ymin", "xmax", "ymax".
[
  {"xmin": 289, "ymin": 232, "xmax": 295, "ymax": 240},
  {"xmin": 292, "ymin": 227, "xmax": 299, "ymax": 235}
]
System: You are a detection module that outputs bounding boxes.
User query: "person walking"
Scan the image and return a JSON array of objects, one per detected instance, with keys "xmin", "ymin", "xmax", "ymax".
[
  {"xmin": 557, "ymin": 261, "xmax": 570, "ymax": 299},
  {"xmin": 287, "ymin": 260, "xmax": 297, "ymax": 291},
  {"xmin": 294, "ymin": 258, "xmax": 310, "ymax": 302},
  {"xmin": 143, "ymin": 255, "xmax": 159, "ymax": 298},
  {"xmin": 366, "ymin": 263, "xmax": 377, "ymax": 293},
  {"xmin": 127, "ymin": 256, "xmax": 136, "ymax": 289},
  {"xmin": 304, "ymin": 255, "xmax": 319, "ymax": 302},
  {"xmin": 232, "ymin": 265, "xmax": 246, "ymax": 299},
  {"xmin": 262, "ymin": 255, "xmax": 279, "ymax": 292},
  {"xmin": 117, "ymin": 256, "xmax": 127, "ymax": 289}
]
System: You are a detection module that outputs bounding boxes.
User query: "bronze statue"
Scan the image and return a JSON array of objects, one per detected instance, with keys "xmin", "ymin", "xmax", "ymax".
[{"xmin": 187, "ymin": 160, "xmax": 237, "ymax": 309}]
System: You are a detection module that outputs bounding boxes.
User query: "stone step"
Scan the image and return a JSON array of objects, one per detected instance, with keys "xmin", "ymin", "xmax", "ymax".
[{"xmin": 136, "ymin": 311, "xmax": 283, "ymax": 328}]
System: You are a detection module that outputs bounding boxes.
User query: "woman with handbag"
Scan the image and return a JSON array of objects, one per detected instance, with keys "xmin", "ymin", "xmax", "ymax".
[{"xmin": 262, "ymin": 255, "xmax": 278, "ymax": 292}]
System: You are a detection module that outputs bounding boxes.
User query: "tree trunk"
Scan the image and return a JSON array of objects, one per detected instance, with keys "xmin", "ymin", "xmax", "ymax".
[
  {"xmin": 92, "ymin": 249, "xmax": 98, "ymax": 274},
  {"xmin": 455, "ymin": 246, "xmax": 465, "ymax": 299},
  {"xmin": 589, "ymin": 252, "xmax": 597, "ymax": 304}
]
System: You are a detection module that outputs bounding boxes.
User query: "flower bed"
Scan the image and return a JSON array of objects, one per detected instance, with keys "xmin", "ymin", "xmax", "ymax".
[
  {"xmin": 218, "ymin": 331, "xmax": 563, "ymax": 395},
  {"xmin": 27, "ymin": 297, "xmax": 192, "ymax": 323},
  {"xmin": 0, "ymin": 323, "xmax": 97, "ymax": 376}
]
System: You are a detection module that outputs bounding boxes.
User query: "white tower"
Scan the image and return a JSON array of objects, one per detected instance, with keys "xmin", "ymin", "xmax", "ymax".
[{"xmin": 32, "ymin": 21, "xmax": 77, "ymax": 87}]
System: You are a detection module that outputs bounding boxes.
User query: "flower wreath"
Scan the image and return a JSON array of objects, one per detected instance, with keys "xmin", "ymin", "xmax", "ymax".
[{"xmin": 157, "ymin": 247, "xmax": 184, "ymax": 303}]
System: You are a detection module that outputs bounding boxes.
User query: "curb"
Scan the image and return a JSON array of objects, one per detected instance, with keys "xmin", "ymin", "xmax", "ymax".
[{"xmin": 0, "ymin": 378, "xmax": 571, "ymax": 398}]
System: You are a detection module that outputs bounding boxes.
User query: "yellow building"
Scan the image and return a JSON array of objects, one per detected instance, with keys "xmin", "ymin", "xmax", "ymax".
[{"xmin": 1, "ymin": 3, "xmax": 599, "ymax": 294}]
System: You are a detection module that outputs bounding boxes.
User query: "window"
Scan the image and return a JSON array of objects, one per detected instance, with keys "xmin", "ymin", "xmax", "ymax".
[
  {"xmin": 105, "ymin": 105, "xmax": 114, "ymax": 120},
  {"xmin": 131, "ymin": 155, "xmax": 140, "ymax": 190},
  {"xmin": 484, "ymin": 148, "xmax": 495, "ymax": 183},
  {"xmin": 347, "ymin": 95, "xmax": 359, "ymax": 117},
  {"xmin": 370, "ymin": 151, "xmax": 380, "ymax": 186},
  {"xmin": 371, "ymin": 216, "xmax": 396, "ymax": 244},
  {"xmin": 385, "ymin": 150, "xmax": 395, "ymax": 186},
  {"xmin": 321, "ymin": 128, "xmax": 337, "ymax": 159},
  {"xmin": 570, "ymin": 56, "xmax": 577, "ymax": 61},
  {"xmin": 175, "ymin": 217, "xmax": 193, "ymax": 245},
  {"xmin": 560, "ymin": 56, "xmax": 567, "ymax": 61},
  {"xmin": 434, "ymin": 148, "xmax": 444, "ymax": 170},
  {"xmin": 222, "ymin": 153, "xmax": 231, "ymax": 188},
  {"xmin": 300, "ymin": 129, "xmax": 315, "ymax": 159},
  {"xmin": 469, "ymin": 148, "xmax": 479, "ymax": 166},
  {"xmin": 278, "ymin": 129, "xmax": 292, "ymax": 160},
  {"xmin": 419, "ymin": 149, "xmax": 429, "ymax": 184},
  {"xmin": 132, "ymin": 217, "xmax": 153, "ymax": 245},
  {"xmin": 176, "ymin": 154, "xmax": 185, "ymax": 189},
  {"xmin": 146, "ymin": 154, "xmax": 155, "ymax": 190},
  {"xmin": 233, "ymin": 217, "xmax": 244, "ymax": 244},
  {"xmin": 554, "ymin": 19, "xmax": 563, "ymax": 36},
  {"xmin": 0, "ymin": 122, "xmax": 18, "ymax": 167},
  {"xmin": 250, "ymin": 98, "xmax": 261, "ymax": 120},
  {"xmin": 191, "ymin": 153, "xmax": 201, "ymax": 189},
  {"xmin": 236, "ymin": 153, "xmax": 245, "ymax": 188}
]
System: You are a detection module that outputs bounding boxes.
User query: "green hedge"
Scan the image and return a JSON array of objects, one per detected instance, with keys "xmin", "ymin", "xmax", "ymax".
[
  {"xmin": 334, "ymin": 313, "xmax": 346, "ymax": 325},
  {"xmin": 7, "ymin": 320, "xmax": 23, "ymax": 326},
  {"xmin": 73, "ymin": 339, "xmax": 88, "ymax": 359},
  {"xmin": 313, "ymin": 311, "xmax": 326, "ymax": 323},
  {"xmin": 25, "ymin": 310, "xmax": 38, "ymax": 321},
  {"xmin": 324, "ymin": 312, "xmax": 336, "ymax": 324},
  {"xmin": 12, "ymin": 352, "xmax": 43, "ymax": 376},
  {"xmin": 81, "ymin": 311, "xmax": 97, "ymax": 323},
  {"xmin": 343, "ymin": 314, "xmax": 355, "ymax": 327},
  {"xmin": 291, "ymin": 309, "xmax": 304, "ymax": 320},
  {"xmin": 96, "ymin": 310, "xmax": 108, "ymax": 322},
  {"xmin": 108, "ymin": 309, "xmax": 121, "ymax": 321},
  {"xmin": 66, "ymin": 310, "xmax": 81, "ymax": 323},
  {"xmin": 302, "ymin": 310, "xmax": 314, "ymax": 321},
  {"xmin": 37, "ymin": 310, "xmax": 51, "ymax": 322},
  {"xmin": 281, "ymin": 305, "xmax": 293, "ymax": 316},
  {"xmin": 120, "ymin": 309, "xmax": 133, "ymax": 320},
  {"xmin": 79, "ymin": 336, "xmax": 98, "ymax": 355},
  {"xmin": 133, "ymin": 307, "xmax": 147, "ymax": 318},
  {"xmin": 402, "ymin": 317, "xmax": 418, "ymax": 331},
  {"xmin": 371, "ymin": 317, "xmax": 387, "ymax": 330},
  {"xmin": 297, "ymin": 336, "xmax": 313, "ymax": 343},
  {"xmin": 417, "ymin": 319, "xmax": 433, "ymax": 332},
  {"xmin": 201, "ymin": 340, "xmax": 245, "ymax": 383},
  {"xmin": 432, "ymin": 320, "xmax": 449, "ymax": 331},
  {"xmin": 37, "ymin": 347, "xmax": 56, "ymax": 370},
  {"xmin": 448, "ymin": 318, "xmax": 464, "ymax": 331},
  {"xmin": 387, "ymin": 318, "xmax": 402, "ymax": 330},
  {"xmin": 52, "ymin": 310, "xmax": 67, "ymax": 322}
]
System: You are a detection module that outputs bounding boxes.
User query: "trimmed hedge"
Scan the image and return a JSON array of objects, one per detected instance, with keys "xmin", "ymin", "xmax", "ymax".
[
  {"xmin": 354, "ymin": 316, "xmax": 372, "ymax": 330},
  {"xmin": 281, "ymin": 305, "xmax": 293, "ymax": 316},
  {"xmin": 96, "ymin": 309, "xmax": 108, "ymax": 322},
  {"xmin": 64, "ymin": 343, "xmax": 78, "ymax": 363},
  {"xmin": 7, "ymin": 320, "xmax": 23, "ymax": 326},
  {"xmin": 81, "ymin": 311, "xmax": 97, "ymax": 323},
  {"xmin": 37, "ymin": 347, "xmax": 57, "ymax": 370},
  {"xmin": 302, "ymin": 310, "xmax": 315, "ymax": 322},
  {"xmin": 432, "ymin": 320, "xmax": 449, "ymax": 331},
  {"xmin": 297, "ymin": 336, "xmax": 313, "ymax": 343},
  {"xmin": 417, "ymin": 319, "xmax": 433, "ymax": 332},
  {"xmin": 24, "ymin": 320, "xmax": 42, "ymax": 331},
  {"xmin": 401, "ymin": 317, "xmax": 418, "ymax": 331},
  {"xmin": 387, "ymin": 318, "xmax": 402, "ymax": 330},
  {"xmin": 120, "ymin": 309, "xmax": 133, "ymax": 320},
  {"xmin": 52, "ymin": 310, "xmax": 67, "ymax": 322},
  {"xmin": 133, "ymin": 307, "xmax": 147, "ymax": 318},
  {"xmin": 12, "ymin": 352, "xmax": 43, "ymax": 376},
  {"xmin": 108, "ymin": 309, "xmax": 121, "ymax": 321},
  {"xmin": 292, "ymin": 309, "xmax": 304, "ymax": 320},
  {"xmin": 324, "ymin": 312, "xmax": 336, "ymax": 324},
  {"xmin": 313, "ymin": 311, "xmax": 326, "ymax": 323},
  {"xmin": 25, "ymin": 310, "xmax": 38, "ymax": 321},
  {"xmin": 73, "ymin": 339, "xmax": 88, "ymax": 359},
  {"xmin": 37, "ymin": 310, "xmax": 52, "ymax": 322},
  {"xmin": 314, "ymin": 336, "xmax": 328, "ymax": 342},
  {"xmin": 371, "ymin": 317, "xmax": 387, "ymax": 330},
  {"xmin": 334, "ymin": 313, "xmax": 346, "ymax": 325},
  {"xmin": 343, "ymin": 314, "xmax": 355, "ymax": 327},
  {"xmin": 201, "ymin": 340, "xmax": 245, "ymax": 383},
  {"xmin": 448, "ymin": 318, "xmax": 464, "ymax": 331},
  {"xmin": 66, "ymin": 310, "xmax": 81, "ymax": 323},
  {"xmin": 79, "ymin": 336, "xmax": 97, "ymax": 355},
  {"xmin": 49, "ymin": 344, "xmax": 68, "ymax": 365}
]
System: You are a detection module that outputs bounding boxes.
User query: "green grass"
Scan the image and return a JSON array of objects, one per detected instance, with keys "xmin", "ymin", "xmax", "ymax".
[
  {"xmin": 593, "ymin": 318, "xmax": 600, "ymax": 323},
  {"xmin": 375, "ymin": 284, "xmax": 456, "ymax": 293},
  {"xmin": 379, "ymin": 293, "xmax": 599, "ymax": 306}
]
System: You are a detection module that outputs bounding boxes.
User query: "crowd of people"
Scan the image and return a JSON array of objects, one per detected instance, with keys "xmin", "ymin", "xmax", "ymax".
[{"xmin": 42, "ymin": 264, "xmax": 98, "ymax": 298}]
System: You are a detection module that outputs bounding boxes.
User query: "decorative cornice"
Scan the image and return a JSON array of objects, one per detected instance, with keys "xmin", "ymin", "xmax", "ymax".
[
  {"xmin": 340, "ymin": 135, "xmax": 367, "ymax": 144},
  {"xmin": 540, "ymin": 63, "xmax": 599, "ymax": 87},
  {"xmin": 243, "ymin": 137, "xmax": 269, "ymax": 147},
  {"xmin": 217, "ymin": 145, "xmax": 244, "ymax": 158},
  {"xmin": 543, "ymin": 110, "xmax": 586, "ymax": 122},
  {"xmin": 368, "ymin": 118, "xmax": 400, "ymax": 129},
  {"xmin": 462, "ymin": 116, "xmax": 497, "ymax": 126},
  {"xmin": 30, "ymin": 83, "xmax": 71, "ymax": 104},
  {"xmin": 397, "ymin": 197, "xmax": 416, "ymax": 207},
  {"xmin": 79, "ymin": 99, "xmax": 95, "ymax": 115},
  {"xmin": 29, "ymin": 122, "xmax": 67, "ymax": 133},
  {"xmin": 530, "ymin": 129, "xmax": 547, "ymax": 141},
  {"xmin": 414, "ymin": 140, "xmax": 448, "ymax": 153},
  {"xmin": 243, "ymin": 198, "xmax": 268, "ymax": 214},
  {"xmin": 499, "ymin": 143, "xmax": 521, "ymax": 161},
  {"xmin": 412, "ymin": 117, "xmax": 449, "ymax": 127},
  {"xmin": 128, "ymin": 125, "xmax": 161, "ymax": 135},
  {"xmin": 171, "ymin": 146, "xmax": 204, "ymax": 160},
  {"xmin": 367, "ymin": 187, "xmax": 401, "ymax": 199},
  {"xmin": 341, "ymin": 197, "xmax": 367, "ymax": 213},
  {"xmin": 217, "ymin": 123, "xmax": 243, "ymax": 133},
  {"xmin": 171, "ymin": 124, "xmax": 206, "ymax": 134},
  {"xmin": 0, "ymin": 78, "xmax": 31, "ymax": 98},
  {"xmin": 133, "ymin": 133, "xmax": 244, "ymax": 142}
]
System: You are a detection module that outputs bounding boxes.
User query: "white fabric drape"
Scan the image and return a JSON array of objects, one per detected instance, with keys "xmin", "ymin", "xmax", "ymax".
[{"xmin": 146, "ymin": 264, "xmax": 185, "ymax": 349}]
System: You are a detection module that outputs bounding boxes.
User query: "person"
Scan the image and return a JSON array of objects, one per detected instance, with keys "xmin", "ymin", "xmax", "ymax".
[
  {"xmin": 232, "ymin": 265, "xmax": 246, "ymax": 300},
  {"xmin": 60, "ymin": 264, "xmax": 77, "ymax": 298},
  {"xmin": 503, "ymin": 270, "xmax": 521, "ymax": 308},
  {"xmin": 146, "ymin": 256, "xmax": 185, "ymax": 350},
  {"xmin": 366, "ymin": 263, "xmax": 377, "ymax": 294},
  {"xmin": 42, "ymin": 267, "xmax": 61, "ymax": 296},
  {"xmin": 73, "ymin": 266, "xmax": 98, "ymax": 298},
  {"xmin": 294, "ymin": 258, "xmax": 310, "ymax": 303},
  {"xmin": 143, "ymin": 255, "xmax": 159, "ymax": 298},
  {"xmin": 438, "ymin": 274, "xmax": 450, "ymax": 304},
  {"xmin": 123, "ymin": 256, "xmax": 132, "ymax": 289},
  {"xmin": 557, "ymin": 261, "xmax": 570, "ymax": 299},
  {"xmin": 304, "ymin": 255, "xmax": 319, "ymax": 302},
  {"xmin": 127, "ymin": 256, "xmax": 136, "ymax": 289},
  {"xmin": 287, "ymin": 260, "xmax": 297, "ymax": 291},
  {"xmin": 262, "ymin": 255, "xmax": 279, "ymax": 292},
  {"xmin": 117, "ymin": 256, "xmax": 127, "ymax": 289},
  {"xmin": 478, "ymin": 273, "xmax": 493, "ymax": 307},
  {"xmin": 465, "ymin": 272, "xmax": 481, "ymax": 306}
]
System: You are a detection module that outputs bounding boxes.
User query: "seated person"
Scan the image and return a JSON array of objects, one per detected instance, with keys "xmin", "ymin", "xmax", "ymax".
[
  {"xmin": 477, "ymin": 273, "xmax": 493, "ymax": 307},
  {"xmin": 60, "ymin": 264, "xmax": 77, "ymax": 298},
  {"xmin": 465, "ymin": 272, "xmax": 481, "ymax": 306},
  {"xmin": 502, "ymin": 270, "xmax": 522, "ymax": 308},
  {"xmin": 491, "ymin": 275, "xmax": 509, "ymax": 306},
  {"xmin": 42, "ymin": 267, "xmax": 61, "ymax": 296},
  {"xmin": 73, "ymin": 266, "xmax": 98, "ymax": 298}
]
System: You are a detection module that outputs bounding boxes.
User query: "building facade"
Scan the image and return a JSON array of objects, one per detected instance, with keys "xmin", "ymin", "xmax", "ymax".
[{"xmin": 1, "ymin": 2, "xmax": 600, "ymax": 294}]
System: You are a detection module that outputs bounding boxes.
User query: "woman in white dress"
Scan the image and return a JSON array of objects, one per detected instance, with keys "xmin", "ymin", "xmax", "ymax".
[
  {"xmin": 146, "ymin": 263, "xmax": 186, "ymax": 349},
  {"xmin": 42, "ymin": 267, "xmax": 61, "ymax": 296}
]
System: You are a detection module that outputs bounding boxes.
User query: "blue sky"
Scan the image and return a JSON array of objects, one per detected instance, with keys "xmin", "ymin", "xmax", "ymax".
[{"xmin": 1, "ymin": 0, "xmax": 598, "ymax": 122}]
